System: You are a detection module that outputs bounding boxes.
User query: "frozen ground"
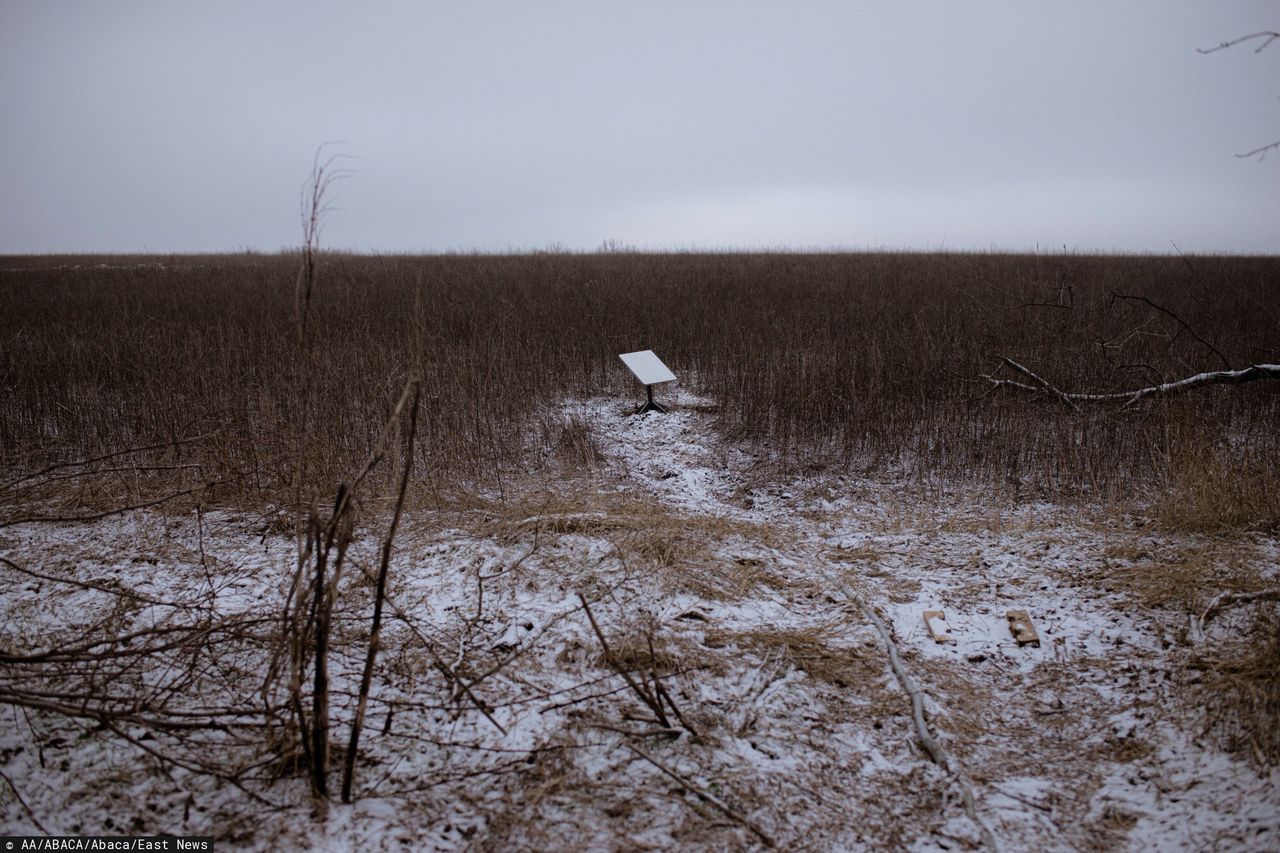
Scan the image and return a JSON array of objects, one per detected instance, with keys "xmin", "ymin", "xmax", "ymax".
[{"xmin": 1, "ymin": 387, "xmax": 1277, "ymax": 850}]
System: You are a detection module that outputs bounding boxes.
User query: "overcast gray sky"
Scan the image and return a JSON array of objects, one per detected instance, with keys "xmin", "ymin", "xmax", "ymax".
[{"xmin": 2, "ymin": 1, "xmax": 1277, "ymax": 254}]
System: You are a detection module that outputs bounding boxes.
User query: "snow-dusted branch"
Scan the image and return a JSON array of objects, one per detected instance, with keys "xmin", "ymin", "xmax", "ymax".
[
  {"xmin": 849, "ymin": 594, "xmax": 1000, "ymax": 850},
  {"xmin": 1199, "ymin": 588, "xmax": 1280, "ymax": 631},
  {"xmin": 983, "ymin": 357, "xmax": 1280, "ymax": 408}
]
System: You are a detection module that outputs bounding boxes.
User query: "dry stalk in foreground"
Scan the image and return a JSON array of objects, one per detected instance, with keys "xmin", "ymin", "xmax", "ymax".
[
  {"xmin": 624, "ymin": 743, "xmax": 776, "ymax": 849},
  {"xmin": 576, "ymin": 593, "xmax": 696, "ymax": 737},
  {"xmin": 269, "ymin": 377, "xmax": 421, "ymax": 798},
  {"xmin": 342, "ymin": 380, "xmax": 421, "ymax": 803}
]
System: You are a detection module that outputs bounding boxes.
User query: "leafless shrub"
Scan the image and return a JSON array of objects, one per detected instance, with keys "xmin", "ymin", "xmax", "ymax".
[{"xmin": 0, "ymin": 553, "xmax": 284, "ymax": 785}]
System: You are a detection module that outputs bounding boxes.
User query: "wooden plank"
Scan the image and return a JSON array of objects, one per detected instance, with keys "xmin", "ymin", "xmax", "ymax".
[
  {"xmin": 1006, "ymin": 609, "xmax": 1040, "ymax": 647},
  {"xmin": 922, "ymin": 610, "xmax": 956, "ymax": 645}
]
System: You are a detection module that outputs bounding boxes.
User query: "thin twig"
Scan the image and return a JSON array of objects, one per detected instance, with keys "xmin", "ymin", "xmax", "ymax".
[
  {"xmin": 625, "ymin": 744, "xmax": 776, "ymax": 848},
  {"xmin": 1111, "ymin": 291, "xmax": 1230, "ymax": 369},
  {"xmin": 0, "ymin": 481, "xmax": 223, "ymax": 528},
  {"xmin": 1234, "ymin": 140, "xmax": 1280, "ymax": 161},
  {"xmin": 0, "ymin": 768, "xmax": 49, "ymax": 833},
  {"xmin": 1, "ymin": 432, "xmax": 219, "ymax": 491},
  {"xmin": 369, "ymin": 586, "xmax": 508, "ymax": 735},
  {"xmin": 1197, "ymin": 31, "xmax": 1279, "ymax": 55}
]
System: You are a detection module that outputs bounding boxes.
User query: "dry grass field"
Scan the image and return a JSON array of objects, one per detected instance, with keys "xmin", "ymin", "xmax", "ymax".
[
  {"xmin": 1, "ymin": 251, "xmax": 1278, "ymax": 849},
  {"xmin": 3, "ymin": 251, "xmax": 1278, "ymax": 507}
]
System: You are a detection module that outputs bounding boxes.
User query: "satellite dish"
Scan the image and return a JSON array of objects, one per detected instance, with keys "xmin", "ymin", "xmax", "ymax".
[{"xmin": 619, "ymin": 350, "xmax": 676, "ymax": 414}]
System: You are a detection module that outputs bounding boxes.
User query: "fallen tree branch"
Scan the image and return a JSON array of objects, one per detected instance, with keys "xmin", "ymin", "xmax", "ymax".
[
  {"xmin": 983, "ymin": 357, "xmax": 1280, "ymax": 408},
  {"xmin": 1194, "ymin": 587, "xmax": 1280, "ymax": 640},
  {"xmin": 990, "ymin": 358, "xmax": 1078, "ymax": 409},
  {"xmin": 842, "ymin": 591, "xmax": 1000, "ymax": 851},
  {"xmin": 862, "ymin": 607, "xmax": 946, "ymax": 766}
]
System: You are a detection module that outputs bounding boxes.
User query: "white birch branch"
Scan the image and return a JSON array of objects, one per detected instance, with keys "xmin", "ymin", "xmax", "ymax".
[{"xmin": 983, "ymin": 358, "xmax": 1280, "ymax": 408}]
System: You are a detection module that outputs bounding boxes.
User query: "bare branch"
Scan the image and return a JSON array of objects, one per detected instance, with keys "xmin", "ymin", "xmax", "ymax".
[
  {"xmin": 1, "ymin": 431, "xmax": 219, "ymax": 491},
  {"xmin": 0, "ymin": 481, "xmax": 223, "ymax": 529},
  {"xmin": 1197, "ymin": 31, "xmax": 1280, "ymax": 55},
  {"xmin": 624, "ymin": 744, "xmax": 777, "ymax": 848},
  {"xmin": 1197, "ymin": 32, "xmax": 1280, "ymax": 159},
  {"xmin": 984, "ymin": 358, "xmax": 1280, "ymax": 408},
  {"xmin": 1235, "ymin": 140, "xmax": 1280, "ymax": 161},
  {"xmin": 1111, "ymin": 290, "xmax": 1231, "ymax": 369},
  {"xmin": 342, "ymin": 379, "xmax": 421, "ymax": 804}
]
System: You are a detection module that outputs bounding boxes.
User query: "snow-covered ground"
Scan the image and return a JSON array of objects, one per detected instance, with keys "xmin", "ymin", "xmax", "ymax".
[{"xmin": 2, "ymin": 387, "xmax": 1277, "ymax": 850}]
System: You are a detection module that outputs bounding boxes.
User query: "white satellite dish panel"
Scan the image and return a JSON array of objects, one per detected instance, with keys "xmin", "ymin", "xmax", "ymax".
[{"xmin": 619, "ymin": 350, "xmax": 676, "ymax": 386}]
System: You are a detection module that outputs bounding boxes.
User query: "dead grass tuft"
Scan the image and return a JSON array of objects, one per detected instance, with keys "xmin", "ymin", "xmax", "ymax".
[
  {"xmin": 598, "ymin": 623, "xmax": 715, "ymax": 677},
  {"xmin": 466, "ymin": 488, "xmax": 787, "ymax": 599},
  {"xmin": 1104, "ymin": 540, "xmax": 1261, "ymax": 615},
  {"xmin": 1097, "ymin": 532, "xmax": 1280, "ymax": 770},
  {"xmin": 1155, "ymin": 436, "xmax": 1280, "ymax": 533},
  {"xmin": 702, "ymin": 624, "xmax": 875, "ymax": 687},
  {"xmin": 550, "ymin": 415, "xmax": 608, "ymax": 472},
  {"xmin": 1192, "ymin": 612, "xmax": 1280, "ymax": 768}
]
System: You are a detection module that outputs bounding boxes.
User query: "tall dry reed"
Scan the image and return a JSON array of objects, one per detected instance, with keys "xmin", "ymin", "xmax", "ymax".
[{"xmin": 2, "ymin": 251, "xmax": 1277, "ymax": 518}]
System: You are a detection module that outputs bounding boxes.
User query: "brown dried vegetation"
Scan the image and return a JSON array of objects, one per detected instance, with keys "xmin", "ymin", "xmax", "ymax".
[{"xmin": 2, "ymin": 251, "xmax": 1277, "ymax": 525}]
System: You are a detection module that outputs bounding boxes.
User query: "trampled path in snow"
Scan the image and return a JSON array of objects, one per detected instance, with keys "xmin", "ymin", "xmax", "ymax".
[
  {"xmin": 564, "ymin": 387, "xmax": 1280, "ymax": 851},
  {"xmin": 0, "ymin": 387, "xmax": 1277, "ymax": 850}
]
